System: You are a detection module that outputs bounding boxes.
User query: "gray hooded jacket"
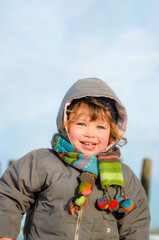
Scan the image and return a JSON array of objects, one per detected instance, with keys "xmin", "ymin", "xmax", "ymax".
[{"xmin": 0, "ymin": 78, "xmax": 150, "ymax": 240}]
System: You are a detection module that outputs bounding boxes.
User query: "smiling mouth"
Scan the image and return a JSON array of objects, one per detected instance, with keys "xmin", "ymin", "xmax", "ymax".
[
  {"xmin": 81, "ymin": 141, "xmax": 96, "ymax": 145},
  {"xmin": 80, "ymin": 141, "xmax": 97, "ymax": 150}
]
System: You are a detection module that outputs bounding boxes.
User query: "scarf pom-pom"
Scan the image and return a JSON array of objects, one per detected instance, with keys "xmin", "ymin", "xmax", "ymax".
[
  {"xmin": 79, "ymin": 182, "xmax": 92, "ymax": 196},
  {"xmin": 69, "ymin": 202, "xmax": 76, "ymax": 215},
  {"xmin": 120, "ymin": 199, "xmax": 134, "ymax": 211},
  {"xmin": 97, "ymin": 197, "xmax": 108, "ymax": 210},
  {"xmin": 115, "ymin": 194, "xmax": 125, "ymax": 203},
  {"xmin": 108, "ymin": 199, "xmax": 120, "ymax": 212},
  {"xmin": 74, "ymin": 194, "xmax": 87, "ymax": 207}
]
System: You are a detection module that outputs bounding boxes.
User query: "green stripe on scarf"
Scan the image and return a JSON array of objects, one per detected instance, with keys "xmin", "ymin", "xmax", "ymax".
[
  {"xmin": 50, "ymin": 134, "xmax": 134, "ymax": 215},
  {"xmin": 51, "ymin": 134, "xmax": 124, "ymax": 188},
  {"xmin": 99, "ymin": 161, "xmax": 124, "ymax": 188}
]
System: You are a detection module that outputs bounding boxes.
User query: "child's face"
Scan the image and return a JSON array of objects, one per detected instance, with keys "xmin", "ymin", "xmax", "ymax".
[{"xmin": 67, "ymin": 103, "xmax": 110, "ymax": 155}]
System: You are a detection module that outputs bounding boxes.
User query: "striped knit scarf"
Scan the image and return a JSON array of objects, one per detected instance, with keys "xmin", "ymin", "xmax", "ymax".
[{"xmin": 51, "ymin": 134, "xmax": 134, "ymax": 214}]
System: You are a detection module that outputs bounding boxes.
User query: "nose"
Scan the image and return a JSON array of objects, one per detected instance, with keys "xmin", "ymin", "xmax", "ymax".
[{"xmin": 84, "ymin": 125, "xmax": 95, "ymax": 138}]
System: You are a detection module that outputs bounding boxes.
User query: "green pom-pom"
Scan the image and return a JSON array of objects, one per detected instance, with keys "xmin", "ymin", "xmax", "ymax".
[
  {"xmin": 75, "ymin": 195, "xmax": 87, "ymax": 207},
  {"xmin": 79, "ymin": 182, "xmax": 92, "ymax": 195}
]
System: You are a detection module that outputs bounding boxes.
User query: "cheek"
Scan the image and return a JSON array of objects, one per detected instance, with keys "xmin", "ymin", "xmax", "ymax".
[
  {"xmin": 101, "ymin": 136, "xmax": 109, "ymax": 145},
  {"xmin": 99, "ymin": 132, "xmax": 110, "ymax": 145},
  {"xmin": 68, "ymin": 125, "xmax": 79, "ymax": 143}
]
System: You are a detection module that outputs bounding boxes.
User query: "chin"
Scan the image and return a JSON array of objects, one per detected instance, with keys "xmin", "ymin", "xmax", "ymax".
[{"xmin": 81, "ymin": 151, "xmax": 97, "ymax": 156}]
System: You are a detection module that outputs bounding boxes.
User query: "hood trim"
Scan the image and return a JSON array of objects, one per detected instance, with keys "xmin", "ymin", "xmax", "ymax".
[{"xmin": 56, "ymin": 78, "xmax": 127, "ymax": 151}]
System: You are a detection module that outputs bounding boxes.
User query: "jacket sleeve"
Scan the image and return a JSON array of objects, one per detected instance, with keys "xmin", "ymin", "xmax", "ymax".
[
  {"xmin": 116, "ymin": 164, "xmax": 150, "ymax": 240},
  {"xmin": 0, "ymin": 149, "xmax": 47, "ymax": 239}
]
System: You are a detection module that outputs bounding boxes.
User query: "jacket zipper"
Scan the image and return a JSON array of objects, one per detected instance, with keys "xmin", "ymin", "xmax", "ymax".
[{"xmin": 74, "ymin": 208, "xmax": 83, "ymax": 240}]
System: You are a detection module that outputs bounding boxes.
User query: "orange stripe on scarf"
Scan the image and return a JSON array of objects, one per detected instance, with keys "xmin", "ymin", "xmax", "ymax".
[
  {"xmin": 78, "ymin": 155, "xmax": 89, "ymax": 169},
  {"xmin": 98, "ymin": 155, "xmax": 120, "ymax": 160}
]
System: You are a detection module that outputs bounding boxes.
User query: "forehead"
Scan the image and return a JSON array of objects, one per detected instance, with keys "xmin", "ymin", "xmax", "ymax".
[
  {"xmin": 76, "ymin": 102, "xmax": 89, "ymax": 111},
  {"xmin": 74, "ymin": 102, "xmax": 108, "ymax": 121},
  {"xmin": 74, "ymin": 102, "xmax": 91, "ymax": 116}
]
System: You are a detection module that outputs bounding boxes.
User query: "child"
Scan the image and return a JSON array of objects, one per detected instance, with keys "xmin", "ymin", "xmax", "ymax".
[{"xmin": 0, "ymin": 78, "xmax": 150, "ymax": 240}]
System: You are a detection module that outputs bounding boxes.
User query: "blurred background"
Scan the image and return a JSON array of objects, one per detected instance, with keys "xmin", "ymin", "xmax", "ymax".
[{"xmin": 0, "ymin": 0, "xmax": 159, "ymax": 234}]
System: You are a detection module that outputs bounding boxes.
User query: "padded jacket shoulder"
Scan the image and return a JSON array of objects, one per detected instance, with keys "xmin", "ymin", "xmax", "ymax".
[{"xmin": 0, "ymin": 149, "xmax": 150, "ymax": 240}]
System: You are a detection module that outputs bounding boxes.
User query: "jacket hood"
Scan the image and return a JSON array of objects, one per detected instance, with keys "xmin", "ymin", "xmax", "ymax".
[{"xmin": 56, "ymin": 77, "xmax": 127, "ymax": 151}]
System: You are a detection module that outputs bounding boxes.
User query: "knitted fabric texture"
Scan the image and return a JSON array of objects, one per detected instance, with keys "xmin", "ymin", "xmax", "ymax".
[
  {"xmin": 51, "ymin": 134, "xmax": 125, "ymax": 214},
  {"xmin": 98, "ymin": 148, "xmax": 124, "ymax": 188},
  {"xmin": 51, "ymin": 134, "xmax": 123, "ymax": 186}
]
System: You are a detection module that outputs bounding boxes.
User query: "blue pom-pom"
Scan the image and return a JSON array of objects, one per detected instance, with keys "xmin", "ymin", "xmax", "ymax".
[
  {"xmin": 115, "ymin": 194, "xmax": 123, "ymax": 203},
  {"xmin": 121, "ymin": 199, "xmax": 134, "ymax": 211}
]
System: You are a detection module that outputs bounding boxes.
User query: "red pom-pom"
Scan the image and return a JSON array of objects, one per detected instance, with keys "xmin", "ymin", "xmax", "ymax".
[
  {"xmin": 108, "ymin": 199, "xmax": 119, "ymax": 212},
  {"xmin": 97, "ymin": 197, "xmax": 108, "ymax": 210}
]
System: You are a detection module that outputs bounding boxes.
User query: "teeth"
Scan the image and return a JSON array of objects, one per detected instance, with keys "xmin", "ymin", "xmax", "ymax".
[
  {"xmin": 85, "ymin": 143, "xmax": 91, "ymax": 145},
  {"xmin": 82, "ymin": 142, "xmax": 95, "ymax": 146}
]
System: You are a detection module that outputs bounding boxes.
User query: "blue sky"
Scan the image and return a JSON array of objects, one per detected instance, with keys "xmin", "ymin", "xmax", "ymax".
[{"xmin": 0, "ymin": 0, "xmax": 159, "ymax": 229}]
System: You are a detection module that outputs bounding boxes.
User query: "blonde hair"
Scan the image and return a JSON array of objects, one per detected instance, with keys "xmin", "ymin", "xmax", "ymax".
[{"xmin": 65, "ymin": 97, "xmax": 127, "ymax": 146}]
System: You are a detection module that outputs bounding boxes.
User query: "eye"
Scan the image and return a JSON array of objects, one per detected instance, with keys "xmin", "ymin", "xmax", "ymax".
[
  {"xmin": 77, "ymin": 122, "xmax": 86, "ymax": 126},
  {"xmin": 97, "ymin": 125, "xmax": 105, "ymax": 129}
]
